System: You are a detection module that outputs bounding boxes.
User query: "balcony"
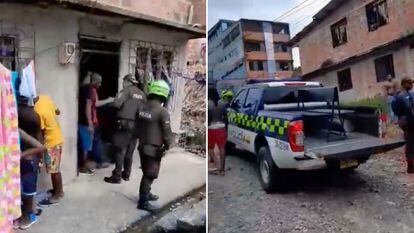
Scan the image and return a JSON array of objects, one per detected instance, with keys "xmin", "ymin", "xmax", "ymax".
[
  {"xmin": 243, "ymin": 31, "xmax": 290, "ymax": 43},
  {"xmin": 273, "ymin": 34, "xmax": 290, "ymax": 42},
  {"xmin": 275, "ymin": 52, "xmax": 292, "ymax": 61},
  {"xmin": 247, "ymin": 71, "xmax": 269, "ymax": 79},
  {"xmin": 246, "ymin": 51, "xmax": 267, "ymax": 60},
  {"xmin": 245, "ymin": 51, "xmax": 292, "ymax": 61},
  {"xmin": 243, "ymin": 31, "xmax": 264, "ymax": 41},
  {"xmin": 247, "ymin": 71, "xmax": 293, "ymax": 79}
]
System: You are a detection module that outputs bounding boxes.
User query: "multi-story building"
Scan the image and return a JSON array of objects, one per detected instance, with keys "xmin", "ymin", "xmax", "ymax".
[
  {"xmin": 208, "ymin": 19, "xmax": 294, "ymax": 91},
  {"xmin": 291, "ymin": 0, "xmax": 414, "ymax": 101}
]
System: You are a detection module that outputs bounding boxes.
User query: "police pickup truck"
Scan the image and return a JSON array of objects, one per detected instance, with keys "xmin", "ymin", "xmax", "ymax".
[{"xmin": 227, "ymin": 81, "xmax": 405, "ymax": 192}]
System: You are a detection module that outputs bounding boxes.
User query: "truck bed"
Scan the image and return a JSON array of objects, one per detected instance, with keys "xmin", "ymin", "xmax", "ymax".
[{"xmin": 305, "ymin": 132, "xmax": 405, "ymax": 160}]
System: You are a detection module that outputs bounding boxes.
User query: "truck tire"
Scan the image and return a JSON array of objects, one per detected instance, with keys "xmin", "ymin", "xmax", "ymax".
[
  {"xmin": 226, "ymin": 141, "xmax": 236, "ymax": 155},
  {"xmin": 258, "ymin": 146, "xmax": 287, "ymax": 193}
]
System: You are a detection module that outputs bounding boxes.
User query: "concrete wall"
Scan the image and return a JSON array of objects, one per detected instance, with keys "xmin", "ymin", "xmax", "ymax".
[
  {"xmin": 0, "ymin": 3, "xmax": 192, "ymax": 184},
  {"xmin": 314, "ymin": 45, "xmax": 414, "ymax": 102},
  {"xmin": 83, "ymin": 0, "xmax": 206, "ymax": 27},
  {"xmin": 297, "ymin": 0, "xmax": 414, "ymax": 74}
]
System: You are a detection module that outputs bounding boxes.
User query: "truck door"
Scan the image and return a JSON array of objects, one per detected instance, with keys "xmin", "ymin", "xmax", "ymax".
[
  {"xmin": 228, "ymin": 88, "xmax": 247, "ymax": 146},
  {"xmin": 240, "ymin": 88, "xmax": 263, "ymax": 152}
]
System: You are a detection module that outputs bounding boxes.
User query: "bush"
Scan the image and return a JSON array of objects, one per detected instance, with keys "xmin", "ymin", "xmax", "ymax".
[{"xmin": 342, "ymin": 95, "xmax": 389, "ymax": 113}]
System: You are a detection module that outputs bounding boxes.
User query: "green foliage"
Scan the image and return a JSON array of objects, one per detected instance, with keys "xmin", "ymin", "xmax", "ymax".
[{"xmin": 342, "ymin": 96, "xmax": 389, "ymax": 113}]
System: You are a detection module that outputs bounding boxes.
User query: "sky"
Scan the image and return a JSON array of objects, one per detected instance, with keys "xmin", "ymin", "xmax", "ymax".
[{"xmin": 208, "ymin": 0, "xmax": 332, "ymax": 67}]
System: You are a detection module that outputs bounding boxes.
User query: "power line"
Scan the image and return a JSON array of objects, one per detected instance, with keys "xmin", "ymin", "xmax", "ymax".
[{"xmin": 274, "ymin": 0, "xmax": 318, "ymax": 22}]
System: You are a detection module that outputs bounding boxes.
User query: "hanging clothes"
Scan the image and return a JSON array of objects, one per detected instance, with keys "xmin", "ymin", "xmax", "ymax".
[
  {"xmin": 19, "ymin": 60, "xmax": 37, "ymax": 106},
  {"xmin": 0, "ymin": 63, "xmax": 21, "ymax": 233}
]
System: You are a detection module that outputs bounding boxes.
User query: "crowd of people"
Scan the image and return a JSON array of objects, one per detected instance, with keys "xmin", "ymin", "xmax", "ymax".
[{"xmin": 1, "ymin": 63, "xmax": 173, "ymax": 231}]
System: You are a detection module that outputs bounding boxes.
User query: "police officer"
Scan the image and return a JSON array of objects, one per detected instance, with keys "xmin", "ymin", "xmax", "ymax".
[
  {"xmin": 104, "ymin": 74, "xmax": 146, "ymax": 184},
  {"xmin": 219, "ymin": 90, "xmax": 234, "ymax": 109},
  {"xmin": 392, "ymin": 77, "xmax": 414, "ymax": 173},
  {"xmin": 136, "ymin": 80, "xmax": 173, "ymax": 211}
]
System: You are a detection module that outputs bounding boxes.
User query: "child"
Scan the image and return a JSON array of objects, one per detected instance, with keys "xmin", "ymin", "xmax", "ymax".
[{"xmin": 34, "ymin": 95, "xmax": 65, "ymax": 205}]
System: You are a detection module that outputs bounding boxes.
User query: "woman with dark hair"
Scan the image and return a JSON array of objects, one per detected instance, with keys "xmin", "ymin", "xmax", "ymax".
[{"xmin": 208, "ymin": 85, "xmax": 227, "ymax": 175}]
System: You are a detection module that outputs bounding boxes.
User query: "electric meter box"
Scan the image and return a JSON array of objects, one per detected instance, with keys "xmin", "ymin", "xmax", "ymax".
[{"xmin": 59, "ymin": 42, "xmax": 76, "ymax": 65}]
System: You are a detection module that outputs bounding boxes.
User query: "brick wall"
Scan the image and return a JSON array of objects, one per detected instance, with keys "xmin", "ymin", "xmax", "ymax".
[
  {"xmin": 90, "ymin": 0, "xmax": 205, "ymax": 27},
  {"xmin": 316, "ymin": 46, "xmax": 414, "ymax": 102},
  {"xmin": 298, "ymin": 0, "xmax": 414, "ymax": 75},
  {"xmin": 187, "ymin": 38, "xmax": 206, "ymax": 74}
]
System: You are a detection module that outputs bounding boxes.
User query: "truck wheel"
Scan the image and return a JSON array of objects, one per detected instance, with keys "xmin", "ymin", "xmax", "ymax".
[
  {"xmin": 225, "ymin": 141, "xmax": 236, "ymax": 155},
  {"xmin": 258, "ymin": 146, "xmax": 287, "ymax": 193}
]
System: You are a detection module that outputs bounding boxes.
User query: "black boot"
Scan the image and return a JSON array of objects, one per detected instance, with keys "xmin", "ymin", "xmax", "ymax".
[
  {"xmin": 407, "ymin": 160, "xmax": 414, "ymax": 173},
  {"xmin": 149, "ymin": 193, "xmax": 159, "ymax": 201},
  {"xmin": 121, "ymin": 172, "xmax": 130, "ymax": 181},
  {"xmin": 137, "ymin": 194, "xmax": 158, "ymax": 212},
  {"xmin": 104, "ymin": 175, "xmax": 121, "ymax": 184}
]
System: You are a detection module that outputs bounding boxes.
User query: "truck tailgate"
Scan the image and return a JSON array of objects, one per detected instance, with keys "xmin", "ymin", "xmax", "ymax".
[{"xmin": 305, "ymin": 137, "xmax": 405, "ymax": 160}]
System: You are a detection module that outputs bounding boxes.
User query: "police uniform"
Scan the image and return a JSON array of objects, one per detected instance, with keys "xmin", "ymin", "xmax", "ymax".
[
  {"xmin": 136, "ymin": 99, "xmax": 173, "ymax": 206},
  {"xmin": 134, "ymin": 79, "xmax": 172, "ymax": 210},
  {"xmin": 110, "ymin": 83, "xmax": 146, "ymax": 181}
]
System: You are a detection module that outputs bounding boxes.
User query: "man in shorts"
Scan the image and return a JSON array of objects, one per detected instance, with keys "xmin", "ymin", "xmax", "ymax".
[
  {"xmin": 14, "ymin": 96, "xmax": 45, "ymax": 229},
  {"xmin": 78, "ymin": 73, "xmax": 113, "ymax": 173},
  {"xmin": 34, "ymin": 94, "xmax": 65, "ymax": 205}
]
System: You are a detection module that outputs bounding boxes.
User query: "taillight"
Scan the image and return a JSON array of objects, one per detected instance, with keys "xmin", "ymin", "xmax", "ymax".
[{"xmin": 288, "ymin": 120, "xmax": 304, "ymax": 152}]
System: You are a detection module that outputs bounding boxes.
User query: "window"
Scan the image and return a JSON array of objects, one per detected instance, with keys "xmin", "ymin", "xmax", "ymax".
[
  {"xmin": 272, "ymin": 24, "xmax": 289, "ymax": 35},
  {"xmin": 0, "ymin": 36, "xmax": 17, "ymax": 70},
  {"xmin": 244, "ymin": 88, "xmax": 262, "ymax": 114},
  {"xmin": 232, "ymin": 89, "xmax": 247, "ymax": 109},
  {"xmin": 223, "ymin": 35, "xmax": 231, "ymax": 48},
  {"xmin": 375, "ymin": 54, "xmax": 394, "ymax": 82},
  {"xmin": 366, "ymin": 0, "xmax": 389, "ymax": 31},
  {"xmin": 221, "ymin": 22, "xmax": 228, "ymax": 32},
  {"xmin": 278, "ymin": 61, "xmax": 292, "ymax": 71},
  {"xmin": 249, "ymin": 61, "xmax": 265, "ymax": 71},
  {"xmin": 274, "ymin": 43, "xmax": 289, "ymax": 53},
  {"xmin": 230, "ymin": 27, "xmax": 240, "ymax": 40},
  {"xmin": 331, "ymin": 18, "xmax": 348, "ymax": 47},
  {"xmin": 337, "ymin": 68, "xmax": 353, "ymax": 92},
  {"xmin": 245, "ymin": 42, "xmax": 261, "ymax": 52}
]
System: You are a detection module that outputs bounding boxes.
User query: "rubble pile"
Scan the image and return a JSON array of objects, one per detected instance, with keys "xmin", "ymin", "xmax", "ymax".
[{"xmin": 180, "ymin": 77, "xmax": 206, "ymax": 156}]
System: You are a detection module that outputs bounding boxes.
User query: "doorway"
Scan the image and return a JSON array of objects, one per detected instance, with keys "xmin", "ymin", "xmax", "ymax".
[{"xmin": 78, "ymin": 36, "xmax": 121, "ymax": 164}]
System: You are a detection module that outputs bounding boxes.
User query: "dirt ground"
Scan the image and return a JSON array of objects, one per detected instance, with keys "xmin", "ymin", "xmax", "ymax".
[{"xmin": 208, "ymin": 146, "xmax": 414, "ymax": 233}]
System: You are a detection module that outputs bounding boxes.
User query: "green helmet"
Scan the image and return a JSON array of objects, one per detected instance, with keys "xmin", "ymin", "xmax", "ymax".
[
  {"xmin": 221, "ymin": 90, "xmax": 234, "ymax": 100},
  {"xmin": 148, "ymin": 80, "xmax": 170, "ymax": 98}
]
